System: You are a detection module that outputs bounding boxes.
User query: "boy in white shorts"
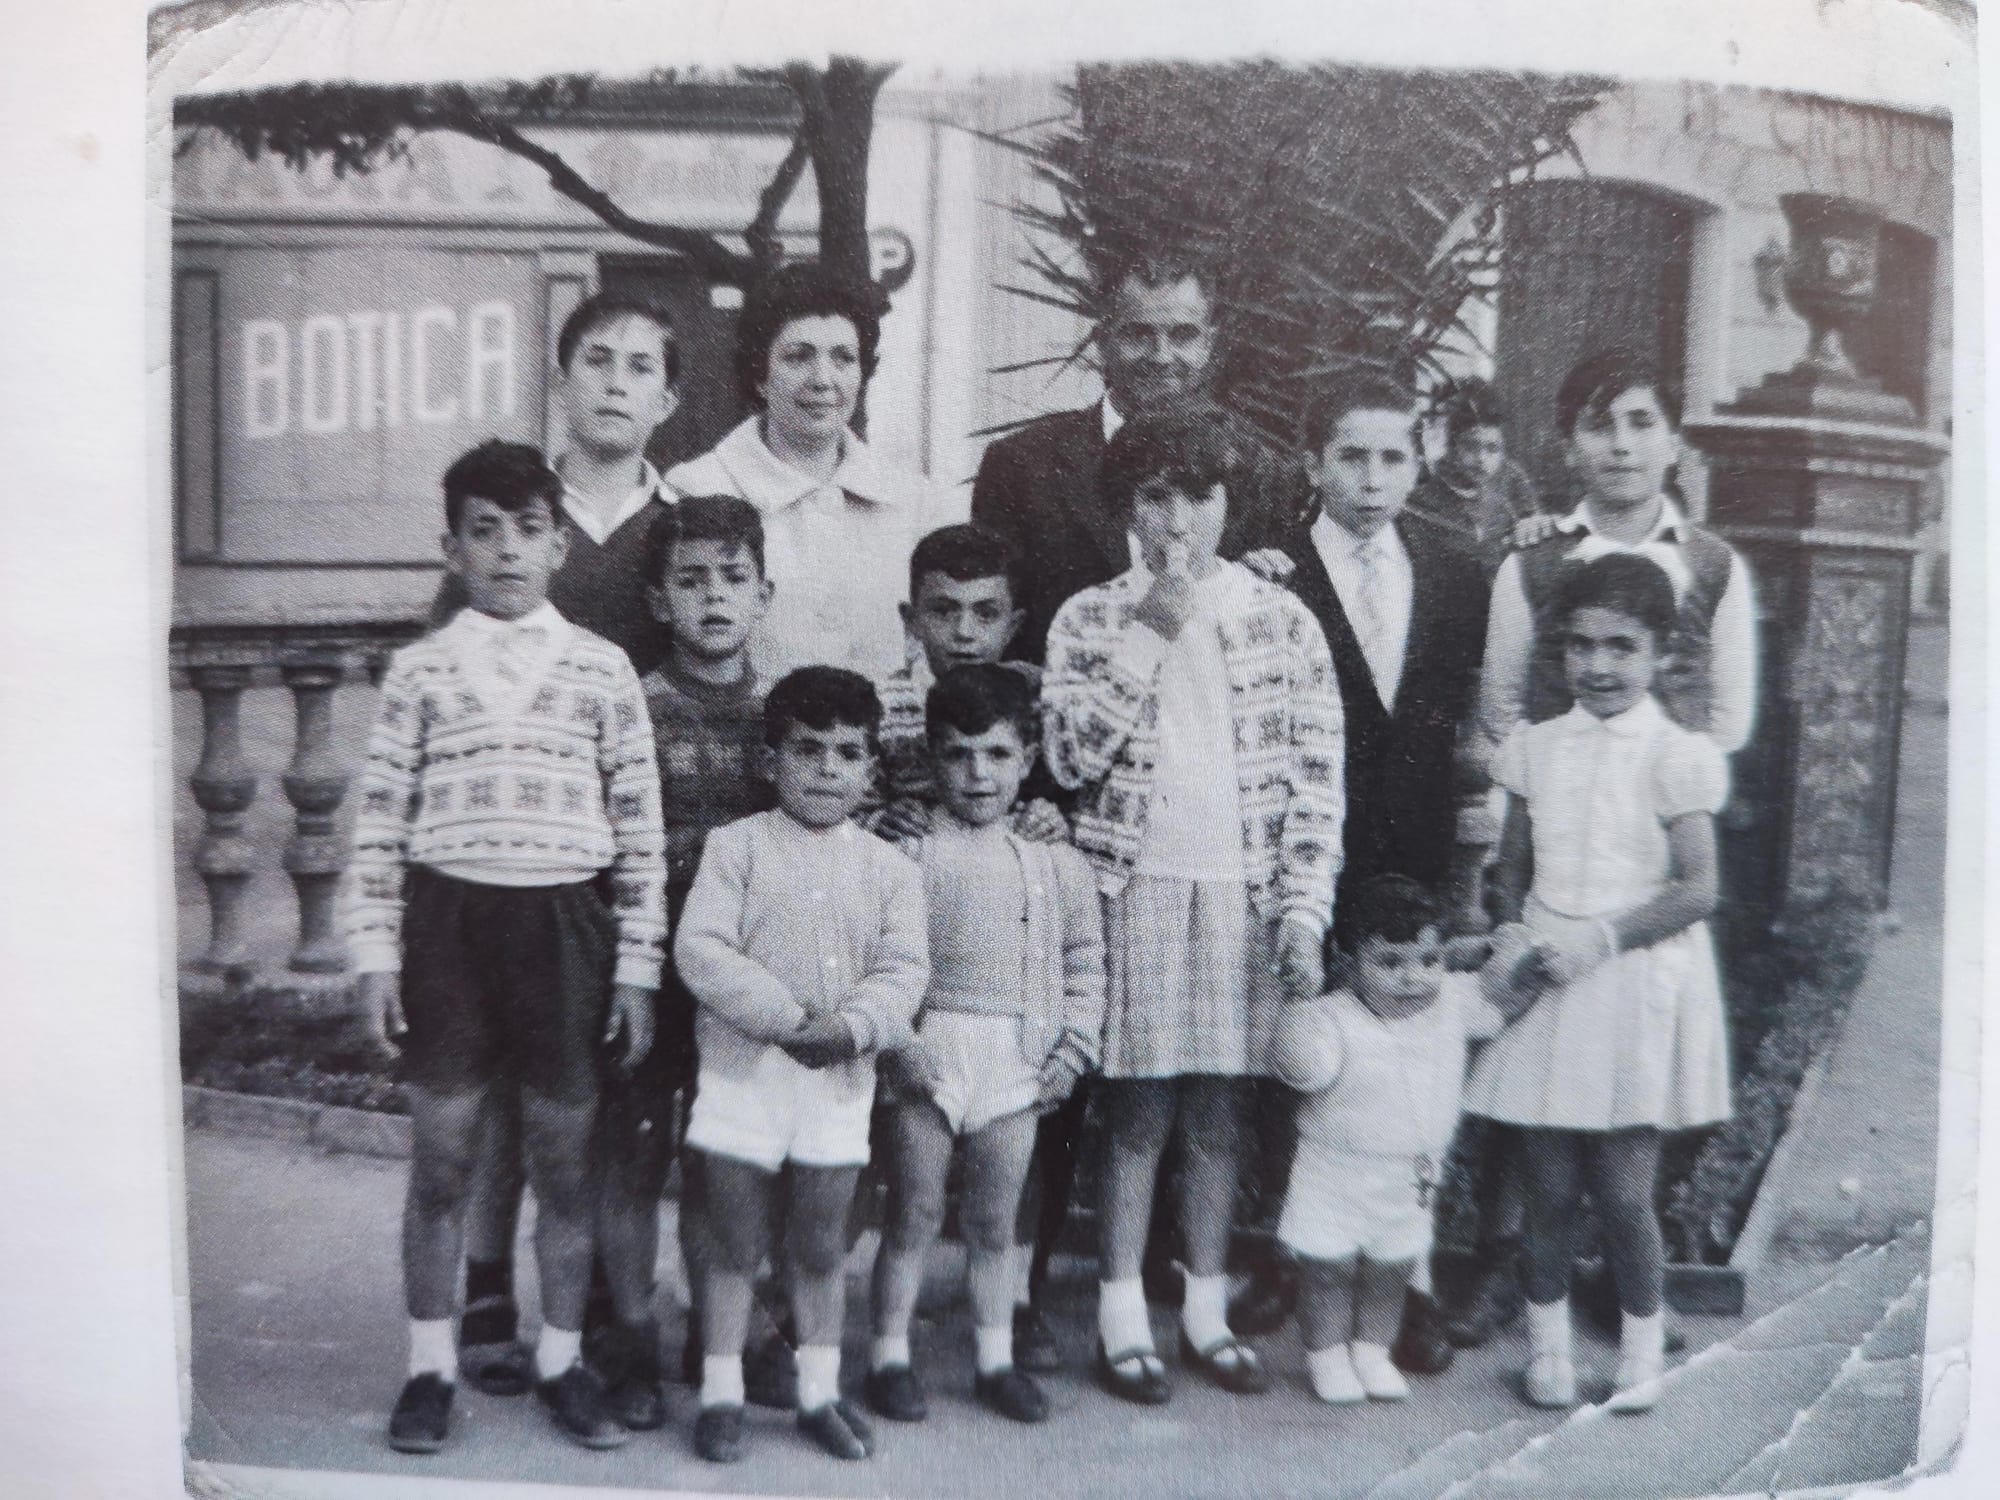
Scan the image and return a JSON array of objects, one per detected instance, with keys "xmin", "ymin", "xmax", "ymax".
[
  {"xmin": 863, "ymin": 666, "xmax": 1105, "ymax": 1427},
  {"xmin": 673, "ymin": 666, "xmax": 928, "ymax": 1464},
  {"xmin": 1273, "ymin": 875, "xmax": 1537, "ymax": 1405}
]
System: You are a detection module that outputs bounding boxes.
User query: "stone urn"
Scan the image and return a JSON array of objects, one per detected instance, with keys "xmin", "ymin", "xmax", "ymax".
[{"xmin": 1778, "ymin": 192, "xmax": 1884, "ymax": 379}]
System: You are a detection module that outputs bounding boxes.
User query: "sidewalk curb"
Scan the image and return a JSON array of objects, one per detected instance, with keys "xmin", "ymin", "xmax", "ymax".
[
  {"xmin": 184, "ymin": 1085, "xmax": 411, "ymax": 1158},
  {"xmin": 1728, "ymin": 1044, "xmax": 1839, "ymax": 1277}
]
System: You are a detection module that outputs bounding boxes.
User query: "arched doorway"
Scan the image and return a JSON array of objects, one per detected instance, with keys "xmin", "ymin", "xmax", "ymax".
[{"xmin": 1493, "ymin": 180, "xmax": 1700, "ymax": 503}]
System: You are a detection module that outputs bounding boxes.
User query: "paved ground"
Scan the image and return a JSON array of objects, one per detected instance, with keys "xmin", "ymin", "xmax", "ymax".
[{"xmin": 181, "ymin": 624, "xmax": 1956, "ymax": 1497}]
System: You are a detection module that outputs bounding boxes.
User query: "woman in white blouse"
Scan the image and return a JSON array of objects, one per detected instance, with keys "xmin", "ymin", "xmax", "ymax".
[{"xmin": 665, "ymin": 263, "xmax": 964, "ymax": 681}]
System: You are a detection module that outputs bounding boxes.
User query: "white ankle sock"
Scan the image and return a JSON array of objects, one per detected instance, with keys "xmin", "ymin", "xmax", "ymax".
[
  {"xmin": 700, "ymin": 1354, "xmax": 744, "ymax": 1409},
  {"xmin": 1307, "ymin": 1343, "xmax": 1363, "ymax": 1403},
  {"xmin": 1180, "ymin": 1273, "xmax": 1230, "ymax": 1352},
  {"xmin": 1097, "ymin": 1277, "xmax": 1152, "ymax": 1357},
  {"xmin": 796, "ymin": 1343, "xmax": 840, "ymax": 1413},
  {"xmin": 535, "ymin": 1325, "xmax": 581, "ymax": 1381},
  {"xmin": 872, "ymin": 1334, "xmax": 912, "ymax": 1372},
  {"xmin": 1620, "ymin": 1309, "xmax": 1665, "ymax": 1368},
  {"xmin": 408, "ymin": 1318, "xmax": 456, "ymax": 1379},
  {"xmin": 1012, "ymin": 1244, "xmax": 1035, "ymax": 1308},
  {"xmin": 1525, "ymin": 1297, "xmax": 1572, "ymax": 1362},
  {"xmin": 975, "ymin": 1323, "xmax": 1014, "ymax": 1376}
]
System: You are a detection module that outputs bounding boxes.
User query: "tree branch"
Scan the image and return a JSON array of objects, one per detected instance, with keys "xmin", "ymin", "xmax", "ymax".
[
  {"xmin": 745, "ymin": 127, "xmax": 811, "ymax": 274},
  {"xmin": 424, "ymin": 89, "xmax": 756, "ymax": 285}
]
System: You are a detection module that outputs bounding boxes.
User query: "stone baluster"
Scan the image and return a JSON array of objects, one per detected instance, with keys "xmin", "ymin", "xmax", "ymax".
[
  {"xmin": 187, "ymin": 663, "xmax": 258, "ymax": 975},
  {"xmin": 280, "ymin": 651, "xmax": 350, "ymax": 973}
]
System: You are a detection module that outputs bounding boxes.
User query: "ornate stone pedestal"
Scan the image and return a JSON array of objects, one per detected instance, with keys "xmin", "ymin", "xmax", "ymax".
[{"xmin": 1685, "ymin": 197, "xmax": 1946, "ymax": 913}]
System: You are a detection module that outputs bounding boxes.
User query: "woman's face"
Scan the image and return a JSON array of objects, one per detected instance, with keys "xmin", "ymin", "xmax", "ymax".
[
  {"xmin": 1565, "ymin": 384, "xmax": 1678, "ymax": 513},
  {"xmin": 759, "ymin": 314, "xmax": 863, "ymax": 448}
]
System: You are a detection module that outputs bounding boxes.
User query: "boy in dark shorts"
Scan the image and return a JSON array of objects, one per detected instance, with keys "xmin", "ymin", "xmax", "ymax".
[
  {"xmin": 349, "ymin": 440, "xmax": 666, "ymax": 1455},
  {"xmin": 590, "ymin": 494, "xmax": 774, "ymax": 1429}
]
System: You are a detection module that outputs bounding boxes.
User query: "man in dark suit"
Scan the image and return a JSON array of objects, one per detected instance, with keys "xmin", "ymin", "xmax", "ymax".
[
  {"xmin": 970, "ymin": 250, "xmax": 1301, "ymax": 663},
  {"xmin": 970, "ymin": 250, "xmax": 1304, "ymax": 1371},
  {"xmin": 1261, "ymin": 374, "xmax": 1494, "ymax": 1372}
]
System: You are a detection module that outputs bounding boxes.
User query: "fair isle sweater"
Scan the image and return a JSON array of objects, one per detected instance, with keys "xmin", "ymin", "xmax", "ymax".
[
  {"xmin": 1042, "ymin": 561, "xmax": 1346, "ymax": 934},
  {"xmin": 347, "ymin": 609, "xmax": 668, "ymax": 989}
]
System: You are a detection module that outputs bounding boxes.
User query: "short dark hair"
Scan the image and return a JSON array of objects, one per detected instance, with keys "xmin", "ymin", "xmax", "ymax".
[
  {"xmin": 643, "ymin": 494, "xmax": 766, "ymax": 585},
  {"xmin": 1098, "ymin": 401, "xmax": 1243, "ymax": 520},
  {"xmin": 1096, "ymin": 247, "xmax": 1219, "ymax": 311},
  {"xmin": 1554, "ymin": 553, "xmax": 1679, "ymax": 647},
  {"xmin": 1555, "ymin": 350, "xmax": 1681, "ymax": 437},
  {"xmin": 1343, "ymin": 874, "xmax": 1445, "ymax": 948},
  {"xmin": 908, "ymin": 523, "xmax": 1022, "ymax": 606},
  {"xmin": 441, "ymin": 440, "xmax": 562, "ymax": 532},
  {"xmin": 555, "ymin": 292, "xmax": 680, "ymax": 385},
  {"xmin": 735, "ymin": 261, "xmax": 883, "ymax": 409},
  {"xmin": 1440, "ymin": 378, "xmax": 1508, "ymax": 440},
  {"xmin": 764, "ymin": 665, "xmax": 882, "ymax": 751},
  {"xmin": 1305, "ymin": 373, "xmax": 1420, "ymax": 451},
  {"xmin": 926, "ymin": 663, "xmax": 1038, "ymax": 750}
]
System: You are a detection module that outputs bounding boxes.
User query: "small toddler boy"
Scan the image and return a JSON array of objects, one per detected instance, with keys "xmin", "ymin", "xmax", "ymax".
[
  {"xmin": 673, "ymin": 667, "xmax": 929, "ymax": 1464},
  {"xmin": 1273, "ymin": 875, "xmax": 1533, "ymax": 1406},
  {"xmin": 863, "ymin": 666, "xmax": 1106, "ymax": 1427}
]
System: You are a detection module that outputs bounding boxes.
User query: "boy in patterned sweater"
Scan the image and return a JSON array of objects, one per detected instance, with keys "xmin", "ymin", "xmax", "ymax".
[
  {"xmin": 349, "ymin": 441, "xmax": 666, "ymax": 1456},
  {"xmin": 589, "ymin": 494, "xmax": 774, "ymax": 1427}
]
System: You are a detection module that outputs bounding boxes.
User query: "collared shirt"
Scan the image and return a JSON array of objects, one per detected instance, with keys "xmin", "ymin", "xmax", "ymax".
[
  {"xmin": 664, "ymin": 417, "xmax": 964, "ymax": 681},
  {"xmin": 444, "ymin": 600, "xmax": 568, "ymax": 719},
  {"xmin": 1311, "ymin": 512, "xmax": 1414, "ymax": 711},
  {"xmin": 1490, "ymin": 695, "xmax": 1729, "ymax": 917},
  {"xmin": 1102, "ymin": 397, "xmax": 1125, "ymax": 444},
  {"xmin": 1477, "ymin": 496, "xmax": 1758, "ymax": 754},
  {"xmin": 557, "ymin": 458, "xmax": 668, "ymax": 547}
]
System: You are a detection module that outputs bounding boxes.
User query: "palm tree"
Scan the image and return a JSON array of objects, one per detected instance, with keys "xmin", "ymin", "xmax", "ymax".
[{"xmin": 1000, "ymin": 62, "xmax": 1610, "ymax": 448}]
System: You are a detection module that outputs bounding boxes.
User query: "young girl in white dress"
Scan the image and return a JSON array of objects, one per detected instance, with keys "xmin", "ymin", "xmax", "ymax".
[{"xmin": 1462, "ymin": 552, "xmax": 1731, "ymax": 1414}]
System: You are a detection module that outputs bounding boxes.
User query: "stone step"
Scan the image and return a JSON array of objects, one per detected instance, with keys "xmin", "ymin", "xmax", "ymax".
[{"xmin": 1411, "ymin": 1226, "xmax": 1930, "ymax": 1500}]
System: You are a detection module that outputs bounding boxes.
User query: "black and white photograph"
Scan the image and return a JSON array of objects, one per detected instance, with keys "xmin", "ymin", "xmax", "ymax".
[{"xmin": 8, "ymin": 0, "xmax": 1979, "ymax": 1495}]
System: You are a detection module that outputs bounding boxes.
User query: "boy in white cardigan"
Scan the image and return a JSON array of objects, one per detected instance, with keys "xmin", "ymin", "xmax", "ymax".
[
  {"xmin": 673, "ymin": 666, "xmax": 928, "ymax": 1465},
  {"xmin": 863, "ymin": 666, "xmax": 1106, "ymax": 1427},
  {"xmin": 1273, "ymin": 875, "xmax": 1536, "ymax": 1405}
]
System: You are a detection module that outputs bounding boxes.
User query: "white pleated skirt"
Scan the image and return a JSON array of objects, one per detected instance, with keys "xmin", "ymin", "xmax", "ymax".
[{"xmin": 1463, "ymin": 897, "xmax": 1733, "ymax": 1132}]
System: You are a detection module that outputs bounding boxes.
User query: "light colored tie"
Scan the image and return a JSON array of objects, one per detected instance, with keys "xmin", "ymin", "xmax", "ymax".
[{"xmin": 1352, "ymin": 537, "xmax": 1388, "ymax": 684}]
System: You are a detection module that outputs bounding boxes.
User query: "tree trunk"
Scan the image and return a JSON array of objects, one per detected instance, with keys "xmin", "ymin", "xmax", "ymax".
[{"xmin": 797, "ymin": 59, "xmax": 895, "ymax": 290}]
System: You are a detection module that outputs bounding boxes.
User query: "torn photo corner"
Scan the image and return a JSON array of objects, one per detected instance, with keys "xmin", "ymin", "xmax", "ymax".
[{"xmin": 121, "ymin": 0, "xmax": 1985, "ymax": 1496}]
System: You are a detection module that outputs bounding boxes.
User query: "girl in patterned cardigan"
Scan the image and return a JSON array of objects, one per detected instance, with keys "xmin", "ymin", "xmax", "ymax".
[{"xmin": 1042, "ymin": 405, "xmax": 1345, "ymax": 1406}]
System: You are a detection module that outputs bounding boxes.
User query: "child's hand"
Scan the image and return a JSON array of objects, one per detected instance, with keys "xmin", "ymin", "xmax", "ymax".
[
  {"xmin": 1532, "ymin": 919, "xmax": 1618, "ymax": 988},
  {"xmin": 1237, "ymin": 547, "xmax": 1297, "ymax": 584},
  {"xmin": 356, "ymin": 972, "xmax": 406, "ymax": 1057},
  {"xmin": 604, "ymin": 984, "xmax": 656, "ymax": 1074},
  {"xmin": 1508, "ymin": 512, "xmax": 1564, "ymax": 550},
  {"xmin": 1012, "ymin": 798, "xmax": 1069, "ymax": 844},
  {"xmin": 1037, "ymin": 1053, "xmax": 1084, "ymax": 1111},
  {"xmin": 1276, "ymin": 920, "xmax": 1326, "ymax": 1002},
  {"xmin": 781, "ymin": 1012, "xmax": 858, "ymax": 1070},
  {"xmin": 875, "ymin": 798, "xmax": 933, "ymax": 844},
  {"xmin": 1134, "ymin": 566, "xmax": 1202, "ymax": 641}
]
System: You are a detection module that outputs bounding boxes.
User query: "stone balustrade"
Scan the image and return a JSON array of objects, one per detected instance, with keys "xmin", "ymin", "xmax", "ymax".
[{"xmin": 170, "ymin": 619, "xmax": 424, "ymax": 988}]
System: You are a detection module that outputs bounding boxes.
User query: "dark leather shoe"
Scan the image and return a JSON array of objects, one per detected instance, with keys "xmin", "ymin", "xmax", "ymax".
[
  {"xmin": 1096, "ymin": 1341, "xmax": 1171, "ymax": 1405},
  {"xmin": 1013, "ymin": 1304, "xmax": 1062, "ymax": 1375},
  {"xmin": 797, "ymin": 1398, "xmax": 875, "ymax": 1460},
  {"xmin": 693, "ymin": 1403, "xmax": 744, "ymax": 1464},
  {"xmin": 457, "ymin": 1295, "xmax": 531, "ymax": 1397},
  {"xmin": 744, "ymin": 1329, "xmax": 797, "ymax": 1410},
  {"xmin": 1227, "ymin": 1265, "xmax": 1300, "ymax": 1338},
  {"xmin": 862, "ymin": 1363, "xmax": 928, "ymax": 1423},
  {"xmin": 1179, "ymin": 1329, "xmax": 1273, "ymax": 1395},
  {"xmin": 594, "ymin": 1323, "xmax": 667, "ymax": 1432},
  {"xmin": 1391, "ymin": 1288, "xmax": 1456, "ymax": 1376},
  {"xmin": 387, "ymin": 1373, "xmax": 453, "ymax": 1454},
  {"xmin": 975, "ymin": 1368, "xmax": 1049, "ymax": 1424},
  {"xmin": 537, "ymin": 1363, "xmax": 630, "ymax": 1449}
]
